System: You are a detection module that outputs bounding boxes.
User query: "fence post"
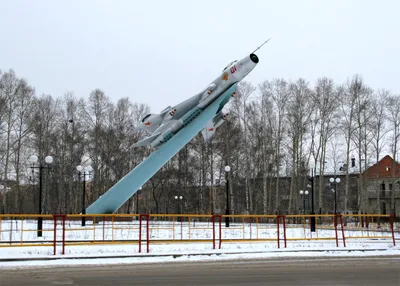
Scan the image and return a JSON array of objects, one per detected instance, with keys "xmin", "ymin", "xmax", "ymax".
[
  {"xmin": 53, "ymin": 215, "xmax": 57, "ymax": 255},
  {"xmin": 139, "ymin": 214, "xmax": 142, "ymax": 253},
  {"xmin": 93, "ymin": 216, "xmax": 96, "ymax": 242},
  {"xmin": 53, "ymin": 214, "xmax": 66, "ymax": 255},
  {"xmin": 212, "ymin": 215, "xmax": 216, "ymax": 249},
  {"xmin": 334, "ymin": 214, "xmax": 339, "ymax": 247},
  {"xmin": 62, "ymin": 215, "xmax": 66, "ymax": 255},
  {"xmin": 102, "ymin": 216, "xmax": 106, "ymax": 242},
  {"xmin": 146, "ymin": 214, "xmax": 150, "ymax": 253},
  {"xmin": 277, "ymin": 215, "xmax": 280, "ymax": 249},
  {"xmin": 218, "ymin": 215, "xmax": 222, "ymax": 249},
  {"xmin": 249, "ymin": 217, "xmax": 252, "ymax": 240},
  {"xmin": 339, "ymin": 214, "xmax": 346, "ymax": 247},
  {"xmin": 112, "ymin": 216, "xmax": 115, "ymax": 242},
  {"xmin": 390, "ymin": 214, "xmax": 396, "ymax": 246},
  {"xmin": 9, "ymin": 218, "xmax": 13, "ymax": 245},
  {"xmin": 181, "ymin": 218, "xmax": 183, "ymax": 241},
  {"xmin": 282, "ymin": 215, "xmax": 287, "ymax": 248},
  {"xmin": 138, "ymin": 214, "xmax": 150, "ymax": 253}
]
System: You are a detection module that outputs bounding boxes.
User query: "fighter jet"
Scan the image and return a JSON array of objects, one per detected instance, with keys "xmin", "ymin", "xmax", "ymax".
[{"xmin": 133, "ymin": 40, "xmax": 269, "ymax": 149}]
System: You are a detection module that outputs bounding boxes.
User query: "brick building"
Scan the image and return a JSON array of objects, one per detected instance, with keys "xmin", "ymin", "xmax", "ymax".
[{"xmin": 363, "ymin": 155, "xmax": 400, "ymax": 215}]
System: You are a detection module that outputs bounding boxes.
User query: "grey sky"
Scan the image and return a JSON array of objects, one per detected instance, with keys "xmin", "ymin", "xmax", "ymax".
[{"xmin": 1, "ymin": 0, "xmax": 399, "ymax": 113}]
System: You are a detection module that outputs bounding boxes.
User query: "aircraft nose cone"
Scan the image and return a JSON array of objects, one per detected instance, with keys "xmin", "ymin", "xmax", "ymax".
[{"xmin": 250, "ymin": 53, "xmax": 259, "ymax": 63}]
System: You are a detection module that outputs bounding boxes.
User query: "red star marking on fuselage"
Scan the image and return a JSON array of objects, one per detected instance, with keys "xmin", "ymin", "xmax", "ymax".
[
  {"xmin": 208, "ymin": 128, "xmax": 215, "ymax": 132},
  {"xmin": 144, "ymin": 122, "xmax": 151, "ymax": 126}
]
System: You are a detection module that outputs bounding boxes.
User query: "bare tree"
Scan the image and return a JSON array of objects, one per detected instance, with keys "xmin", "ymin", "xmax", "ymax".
[
  {"xmin": 311, "ymin": 77, "xmax": 340, "ymax": 212},
  {"xmin": 259, "ymin": 88, "xmax": 275, "ymax": 214},
  {"xmin": 351, "ymin": 79, "xmax": 374, "ymax": 214},
  {"xmin": 4, "ymin": 65, "xmax": 400, "ymax": 217},
  {"xmin": 326, "ymin": 140, "xmax": 346, "ymax": 212},
  {"xmin": 385, "ymin": 93, "xmax": 400, "ymax": 214},
  {"xmin": 231, "ymin": 81, "xmax": 256, "ymax": 213},
  {"xmin": 0, "ymin": 70, "xmax": 20, "ymax": 213},
  {"xmin": 48, "ymin": 92, "xmax": 86, "ymax": 214},
  {"xmin": 28, "ymin": 94, "xmax": 60, "ymax": 213},
  {"xmin": 245, "ymin": 97, "xmax": 274, "ymax": 214},
  {"xmin": 11, "ymin": 79, "xmax": 35, "ymax": 213},
  {"xmin": 260, "ymin": 79, "xmax": 289, "ymax": 213},
  {"xmin": 340, "ymin": 75, "xmax": 360, "ymax": 213},
  {"xmin": 286, "ymin": 79, "xmax": 312, "ymax": 214},
  {"xmin": 148, "ymin": 165, "xmax": 171, "ymax": 214},
  {"xmin": 189, "ymin": 135, "xmax": 208, "ymax": 214},
  {"xmin": 80, "ymin": 89, "xmax": 113, "ymax": 202},
  {"xmin": 370, "ymin": 90, "xmax": 389, "ymax": 213}
]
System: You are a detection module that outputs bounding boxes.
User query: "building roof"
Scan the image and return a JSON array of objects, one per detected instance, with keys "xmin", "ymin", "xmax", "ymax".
[{"xmin": 362, "ymin": 155, "xmax": 400, "ymax": 179}]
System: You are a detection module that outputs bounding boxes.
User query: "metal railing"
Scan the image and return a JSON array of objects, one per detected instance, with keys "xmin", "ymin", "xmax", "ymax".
[{"xmin": 0, "ymin": 213, "xmax": 397, "ymax": 255}]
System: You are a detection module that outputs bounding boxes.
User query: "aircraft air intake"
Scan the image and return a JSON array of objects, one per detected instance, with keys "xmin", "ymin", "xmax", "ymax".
[
  {"xmin": 250, "ymin": 54, "xmax": 259, "ymax": 64},
  {"xmin": 250, "ymin": 53, "xmax": 259, "ymax": 63}
]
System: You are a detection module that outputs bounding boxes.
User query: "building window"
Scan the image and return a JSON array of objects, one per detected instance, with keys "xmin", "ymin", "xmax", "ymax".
[
  {"xmin": 386, "ymin": 166, "xmax": 391, "ymax": 172},
  {"xmin": 389, "ymin": 184, "xmax": 393, "ymax": 190},
  {"xmin": 381, "ymin": 182, "xmax": 386, "ymax": 191}
]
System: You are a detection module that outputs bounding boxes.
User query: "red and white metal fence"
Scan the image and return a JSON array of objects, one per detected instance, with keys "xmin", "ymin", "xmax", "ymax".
[{"xmin": 0, "ymin": 214, "xmax": 397, "ymax": 255}]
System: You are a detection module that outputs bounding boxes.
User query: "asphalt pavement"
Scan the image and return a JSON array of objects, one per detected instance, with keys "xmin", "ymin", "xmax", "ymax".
[{"xmin": 1, "ymin": 256, "xmax": 399, "ymax": 286}]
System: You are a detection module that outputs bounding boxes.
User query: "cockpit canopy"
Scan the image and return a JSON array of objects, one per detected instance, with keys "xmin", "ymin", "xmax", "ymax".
[{"xmin": 222, "ymin": 60, "xmax": 237, "ymax": 72}]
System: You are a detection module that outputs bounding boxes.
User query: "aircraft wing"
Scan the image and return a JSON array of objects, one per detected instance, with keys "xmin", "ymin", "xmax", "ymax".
[
  {"xmin": 201, "ymin": 120, "xmax": 216, "ymax": 142},
  {"xmin": 132, "ymin": 132, "xmax": 161, "ymax": 148},
  {"xmin": 133, "ymin": 123, "xmax": 159, "ymax": 134},
  {"xmin": 160, "ymin": 105, "xmax": 172, "ymax": 114}
]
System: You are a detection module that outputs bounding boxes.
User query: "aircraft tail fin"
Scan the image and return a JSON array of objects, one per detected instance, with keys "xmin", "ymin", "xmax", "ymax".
[
  {"xmin": 132, "ymin": 132, "xmax": 161, "ymax": 148},
  {"xmin": 160, "ymin": 106, "xmax": 172, "ymax": 117}
]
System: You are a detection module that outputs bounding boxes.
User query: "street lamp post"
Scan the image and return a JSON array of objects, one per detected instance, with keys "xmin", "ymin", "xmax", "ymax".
[
  {"xmin": 299, "ymin": 190, "xmax": 309, "ymax": 214},
  {"xmin": 224, "ymin": 165, "xmax": 231, "ymax": 227},
  {"xmin": 29, "ymin": 154, "xmax": 53, "ymax": 237},
  {"xmin": 76, "ymin": 165, "xmax": 92, "ymax": 227},
  {"xmin": 309, "ymin": 168, "xmax": 316, "ymax": 232},
  {"xmin": 174, "ymin": 195, "xmax": 183, "ymax": 221},
  {"xmin": 329, "ymin": 177, "xmax": 341, "ymax": 215}
]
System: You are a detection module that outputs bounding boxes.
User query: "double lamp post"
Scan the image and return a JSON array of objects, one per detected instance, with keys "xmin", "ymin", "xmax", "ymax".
[
  {"xmin": 76, "ymin": 165, "xmax": 92, "ymax": 227},
  {"xmin": 299, "ymin": 189, "xmax": 309, "ymax": 214},
  {"xmin": 29, "ymin": 154, "xmax": 53, "ymax": 237},
  {"xmin": 329, "ymin": 177, "xmax": 341, "ymax": 215}
]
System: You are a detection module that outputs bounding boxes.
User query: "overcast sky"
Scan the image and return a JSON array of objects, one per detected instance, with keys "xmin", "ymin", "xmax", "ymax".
[{"xmin": 1, "ymin": 0, "xmax": 399, "ymax": 113}]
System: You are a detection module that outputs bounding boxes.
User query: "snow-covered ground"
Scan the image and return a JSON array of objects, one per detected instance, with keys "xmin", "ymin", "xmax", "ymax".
[
  {"xmin": 1, "ymin": 241, "xmax": 399, "ymax": 269},
  {"xmin": 2, "ymin": 248, "xmax": 400, "ymax": 269},
  {"xmin": 0, "ymin": 218, "xmax": 398, "ymax": 268}
]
